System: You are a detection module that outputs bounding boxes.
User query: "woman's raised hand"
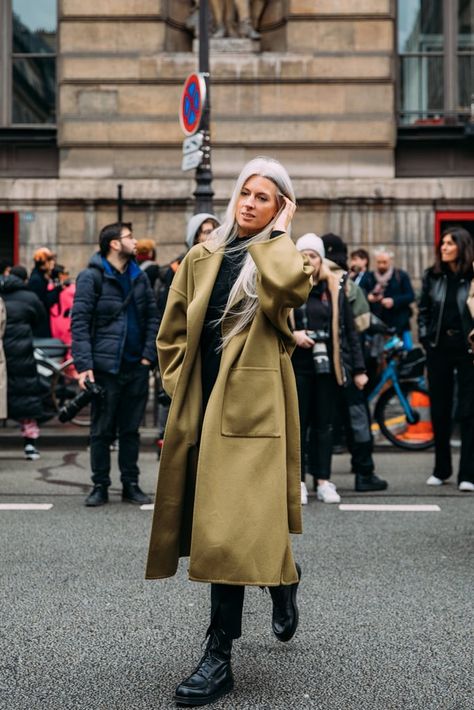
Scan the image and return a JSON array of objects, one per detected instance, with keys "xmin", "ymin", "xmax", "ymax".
[{"xmin": 274, "ymin": 196, "xmax": 296, "ymax": 233}]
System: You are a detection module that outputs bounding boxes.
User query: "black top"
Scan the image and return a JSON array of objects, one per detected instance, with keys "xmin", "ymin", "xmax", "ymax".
[
  {"xmin": 28, "ymin": 266, "xmax": 61, "ymax": 337},
  {"xmin": 418, "ymin": 266, "xmax": 474, "ymax": 352},
  {"xmin": 200, "ymin": 231, "xmax": 283, "ymax": 411},
  {"xmin": 439, "ymin": 270, "xmax": 465, "ymax": 349},
  {"xmin": 292, "ymin": 283, "xmax": 332, "ymax": 375},
  {"xmin": 292, "ymin": 278, "xmax": 366, "ymax": 379},
  {"xmin": 142, "ymin": 263, "xmax": 161, "ymax": 290}
]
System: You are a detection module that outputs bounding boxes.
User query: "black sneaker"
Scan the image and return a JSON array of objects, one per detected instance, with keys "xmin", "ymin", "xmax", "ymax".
[
  {"xmin": 85, "ymin": 485, "xmax": 109, "ymax": 507},
  {"xmin": 122, "ymin": 483, "xmax": 151, "ymax": 505},
  {"xmin": 355, "ymin": 473, "xmax": 388, "ymax": 492}
]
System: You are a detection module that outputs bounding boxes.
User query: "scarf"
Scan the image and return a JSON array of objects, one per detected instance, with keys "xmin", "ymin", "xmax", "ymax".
[{"xmin": 374, "ymin": 266, "xmax": 394, "ymax": 289}]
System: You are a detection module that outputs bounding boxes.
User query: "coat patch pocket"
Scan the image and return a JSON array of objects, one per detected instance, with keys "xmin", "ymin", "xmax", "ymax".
[{"xmin": 221, "ymin": 367, "xmax": 281, "ymax": 438}]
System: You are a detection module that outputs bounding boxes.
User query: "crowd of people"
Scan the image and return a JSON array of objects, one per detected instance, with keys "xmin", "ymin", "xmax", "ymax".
[
  {"xmin": 1, "ymin": 203, "xmax": 473, "ymax": 501},
  {"xmin": 1, "ymin": 157, "xmax": 473, "ymax": 706}
]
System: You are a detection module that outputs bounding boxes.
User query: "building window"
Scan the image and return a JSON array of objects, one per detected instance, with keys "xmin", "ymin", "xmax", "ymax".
[
  {"xmin": 398, "ymin": 0, "xmax": 474, "ymax": 125},
  {"xmin": 458, "ymin": 0, "xmax": 474, "ymax": 111},
  {"xmin": 0, "ymin": 0, "xmax": 57, "ymax": 126}
]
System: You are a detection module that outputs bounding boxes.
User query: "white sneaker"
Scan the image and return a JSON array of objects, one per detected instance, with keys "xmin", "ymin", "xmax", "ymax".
[
  {"xmin": 301, "ymin": 482, "xmax": 308, "ymax": 505},
  {"xmin": 426, "ymin": 475, "xmax": 444, "ymax": 486},
  {"xmin": 459, "ymin": 481, "xmax": 474, "ymax": 492},
  {"xmin": 24, "ymin": 444, "xmax": 40, "ymax": 461},
  {"xmin": 316, "ymin": 481, "xmax": 341, "ymax": 504}
]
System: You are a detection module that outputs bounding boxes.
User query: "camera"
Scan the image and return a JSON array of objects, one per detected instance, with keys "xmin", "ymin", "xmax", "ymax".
[
  {"xmin": 307, "ymin": 330, "xmax": 331, "ymax": 375},
  {"xmin": 58, "ymin": 377, "xmax": 104, "ymax": 422}
]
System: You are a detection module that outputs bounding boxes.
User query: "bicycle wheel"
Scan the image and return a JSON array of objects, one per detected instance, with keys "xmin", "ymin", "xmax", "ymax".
[{"xmin": 374, "ymin": 382, "xmax": 434, "ymax": 451}]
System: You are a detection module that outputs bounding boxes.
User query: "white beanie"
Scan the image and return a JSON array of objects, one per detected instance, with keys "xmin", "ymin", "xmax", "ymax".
[{"xmin": 295, "ymin": 233, "xmax": 325, "ymax": 260}]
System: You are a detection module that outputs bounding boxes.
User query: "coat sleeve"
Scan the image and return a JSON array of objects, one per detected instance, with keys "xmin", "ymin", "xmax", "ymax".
[
  {"xmin": 343, "ymin": 292, "xmax": 366, "ymax": 374},
  {"xmin": 156, "ymin": 258, "xmax": 190, "ymax": 398},
  {"xmin": 348, "ymin": 280, "xmax": 371, "ymax": 333},
  {"xmin": 71, "ymin": 269, "xmax": 97, "ymax": 373},
  {"xmin": 417, "ymin": 270, "xmax": 432, "ymax": 344},
  {"xmin": 248, "ymin": 234, "xmax": 313, "ymax": 336},
  {"xmin": 141, "ymin": 276, "xmax": 159, "ymax": 366},
  {"xmin": 392, "ymin": 270, "xmax": 415, "ymax": 309}
]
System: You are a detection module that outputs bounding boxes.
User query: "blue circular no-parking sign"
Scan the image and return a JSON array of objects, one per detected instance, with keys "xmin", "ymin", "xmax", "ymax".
[{"xmin": 179, "ymin": 73, "xmax": 207, "ymax": 136}]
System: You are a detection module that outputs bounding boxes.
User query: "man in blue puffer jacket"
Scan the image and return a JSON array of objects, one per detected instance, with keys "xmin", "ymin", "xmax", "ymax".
[{"xmin": 72, "ymin": 222, "xmax": 159, "ymax": 507}]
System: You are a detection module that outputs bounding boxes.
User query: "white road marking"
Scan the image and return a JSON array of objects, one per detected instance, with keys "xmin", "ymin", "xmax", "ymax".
[
  {"xmin": 0, "ymin": 503, "xmax": 53, "ymax": 510},
  {"xmin": 140, "ymin": 504, "xmax": 154, "ymax": 510},
  {"xmin": 339, "ymin": 504, "xmax": 440, "ymax": 512}
]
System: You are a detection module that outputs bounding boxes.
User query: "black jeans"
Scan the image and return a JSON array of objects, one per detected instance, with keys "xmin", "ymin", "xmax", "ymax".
[
  {"xmin": 90, "ymin": 364, "xmax": 150, "ymax": 486},
  {"xmin": 295, "ymin": 372, "xmax": 338, "ymax": 481},
  {"xmin": 340, "ymin": 380, "xmax": 374, "ymax": 476},
  {"xmin": 209, "ymin": 584, "xmax": 245, "ymax": 639},
  {"xmin": 427, "ymin": 346, "xmax": 474, "ymax": 483}
]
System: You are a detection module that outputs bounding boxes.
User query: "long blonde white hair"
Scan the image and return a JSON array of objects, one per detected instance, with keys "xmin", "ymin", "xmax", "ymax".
[{"xmin": 207, "ymin": 156, "xmax": 296, "ymax": 348}]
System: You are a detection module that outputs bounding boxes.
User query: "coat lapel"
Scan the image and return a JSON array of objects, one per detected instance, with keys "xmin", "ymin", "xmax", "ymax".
[{"xmin": 185, "ymin": 248, "xmax": 225, "ymax": 357}]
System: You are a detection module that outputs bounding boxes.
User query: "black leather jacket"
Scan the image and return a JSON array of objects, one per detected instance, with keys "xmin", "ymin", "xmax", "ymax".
[{"xmin": 418, "ymin": 267, "xmax": 474, "ymax": 353}]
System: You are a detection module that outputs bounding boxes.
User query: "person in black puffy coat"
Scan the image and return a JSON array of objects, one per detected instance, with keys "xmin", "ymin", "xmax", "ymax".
[
  {"xmin": 71, "ymin": 222, "xmax": 159, "ymax": 507},
  {"xmin": 0, "ymin": 267, "xmax": 47, "ymax": 460}
]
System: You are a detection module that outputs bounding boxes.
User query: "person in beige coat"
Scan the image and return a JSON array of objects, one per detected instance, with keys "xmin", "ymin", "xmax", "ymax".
[
  {"xmin": 146, "ymin": 157, "xmax": 313, "ymax": 706},
  {"xmin": 0, "ymin": 296, "xmax": 7, "ymax": 420}
]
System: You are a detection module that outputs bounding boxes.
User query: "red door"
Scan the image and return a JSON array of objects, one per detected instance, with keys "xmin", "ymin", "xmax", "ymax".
[{"xmin": 435, "ymin": 212, "xmax": 474, "ymax": 246}]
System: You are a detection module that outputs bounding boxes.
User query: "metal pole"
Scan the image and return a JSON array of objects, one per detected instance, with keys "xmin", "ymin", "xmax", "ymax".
[
  {"xmin": 117, "ymin": 184, "xmax": 123, "ymax": 223},
  {"xmin": 194, "ymin": 0, "xmax": 214, "ymax": 214}
]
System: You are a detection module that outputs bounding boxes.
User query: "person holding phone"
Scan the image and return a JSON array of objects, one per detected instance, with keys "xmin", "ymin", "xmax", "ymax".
[{"xmin": 146, "ymin": 157, "xmax": 313, "ymax": 706}]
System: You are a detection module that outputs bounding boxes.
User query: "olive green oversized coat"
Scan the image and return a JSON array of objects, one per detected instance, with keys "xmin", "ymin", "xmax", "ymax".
[{"xmin": 145, "ymin": 234, "xmax": 313, "ymax": 586}]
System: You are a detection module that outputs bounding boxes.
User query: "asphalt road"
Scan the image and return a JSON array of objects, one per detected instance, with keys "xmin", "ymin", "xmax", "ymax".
[{"xmin": 0, "ymin": 444, "xmax": 472, "ymax": 710}]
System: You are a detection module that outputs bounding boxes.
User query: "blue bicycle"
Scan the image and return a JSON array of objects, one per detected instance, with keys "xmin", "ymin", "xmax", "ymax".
[{"xmin": 368, "ymin": 336, "xmax": 434, "ymax": 451}]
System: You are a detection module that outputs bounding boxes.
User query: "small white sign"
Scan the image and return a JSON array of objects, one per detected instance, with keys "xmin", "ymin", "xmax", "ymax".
[
  {"xmin": 182, "ymin": 150, "xmax": 204, "ymax": 171},
  {"xmin": 183, "ymin": 132, "xmax": 204, "ymax": 155}
]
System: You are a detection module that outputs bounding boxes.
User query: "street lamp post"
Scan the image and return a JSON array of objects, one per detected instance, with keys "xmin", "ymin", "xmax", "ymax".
[
  {"xmin": 194, "ymin": 0, "xmax": 214, "ymax": 214},
  {"xmin": 117, "ymin": 183, "xmax": 123, "ymax": 222}
]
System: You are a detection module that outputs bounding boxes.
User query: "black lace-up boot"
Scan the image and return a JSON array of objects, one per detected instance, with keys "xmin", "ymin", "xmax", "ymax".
[
  {"xmin": 268, "ymin": 563, "xmax": 301, "ymax": 642},
  {"xmin": 121, "ymin": 482, "xmax": 151, "ymax": 504},
  {"xmin": 84, "ymin": 485, "xmax": 108, "ymax": 507},
  {"xmin": 174, "ymin": 628, "xmax": 234, "ymax": 706},
  {"xmin": 355, "ymin": 473, "xmax": 388, "ymax": 492}
]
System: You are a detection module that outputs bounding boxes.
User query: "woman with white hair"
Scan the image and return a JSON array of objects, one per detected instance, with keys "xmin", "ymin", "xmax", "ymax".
[{"xmin": 146, "ymin": 157, "xmax": 313, "ymax": 706}]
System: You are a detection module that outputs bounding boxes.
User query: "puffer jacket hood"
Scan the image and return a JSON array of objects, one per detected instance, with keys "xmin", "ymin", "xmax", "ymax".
[
  {"xmin": 0, "ymin": 274, "xmax": 27, "ymax": 294},
  {"xmin": 185, "ymin": 213, "xmax": 219, "ymax": 250}
]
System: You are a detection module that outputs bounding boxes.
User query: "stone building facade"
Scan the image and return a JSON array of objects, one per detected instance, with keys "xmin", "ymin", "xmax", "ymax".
[{"xmin": 0, "ymin": 0, "xmax": 473, "ymax": 282}]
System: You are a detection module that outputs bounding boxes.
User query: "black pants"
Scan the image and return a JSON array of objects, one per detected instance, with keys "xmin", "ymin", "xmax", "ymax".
[
  {"xmin": 210, "ymin": 584, "xmax": 245, "ymax": 639},
  {"xmin": 427, "ymin": 346, "xmax": 474, "ymax": 483},
  {"xmin": 90, "ymin": 364, "xmax": 150, "ymax": 486},
  {"xmin": 295, "ymin": 372, "xmax": 338, "ymax": 481},
  {"xmin": 340, "ymin": 380, "xmax": 374, "ymax": 476}
]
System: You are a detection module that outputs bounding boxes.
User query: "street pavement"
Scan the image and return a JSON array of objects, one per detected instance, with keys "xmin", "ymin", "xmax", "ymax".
[{"xmin": 0, "ymin": 443, "xmax": 472, "ymax": 710}]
